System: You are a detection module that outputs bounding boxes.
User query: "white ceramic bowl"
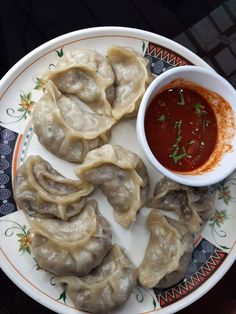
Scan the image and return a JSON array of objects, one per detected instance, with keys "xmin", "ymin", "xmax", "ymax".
[{"xmin": 137, "ymin": 65, "xmax": 236, "ymax": 187}]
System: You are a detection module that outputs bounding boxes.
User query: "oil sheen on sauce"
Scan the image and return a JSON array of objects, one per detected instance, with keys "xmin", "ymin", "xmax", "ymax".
[{"xmin": 145, "ymin": 85, "xmax": 218, "ymax": 172}]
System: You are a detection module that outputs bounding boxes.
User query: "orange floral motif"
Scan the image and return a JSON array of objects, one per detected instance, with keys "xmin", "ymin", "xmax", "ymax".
[
  {"xmin": 0, "ymin": 92, "xmax": 35, "ymax": 124},
  {"xmin": 217, "ymin": 184, "xmax": 232, "ymax": 205},
  {"xmin": 211, "ymin": 210, "xmax": 227, "ymax": 225},
  {"xmin": 34, "ymin": 77, "xmax": 46, "ymax": 92},
  {"xmin": 18, "ymin": 231, "xmax": 32, "ymax": 254},
  {"xmin": 19, "ymin": 93, "xmax": 35, "ymax": 113},
  {"xmin": 3, "ymin": 221, "xmax": 32, "ymax": 255}
]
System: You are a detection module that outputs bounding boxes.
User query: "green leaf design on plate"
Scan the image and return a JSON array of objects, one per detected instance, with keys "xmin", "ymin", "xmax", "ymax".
[
  {"xmin": 56, "ymin": 47, "xmax": 64, "ymax": 57},
  {"xmin": 220, "ymin": 245, "xmax": 231, "ymax": 250},
  {"xmin": 16, "ymin": 233, "xmax": 25, "ymax": 237},
  {"xmin": 142, "ymin": 41, "xmax": 146, "ymax": 53},
  {"xmin": 57, "ymin": 290, "xmax": 66, "ymax": 303},
  {"xmin": 153, "ymin": 297, "xmax": 157, "ymax": 309},
  {"xmin": 33, "ymin": 258, "xmax": 44, "ymax": 271}
]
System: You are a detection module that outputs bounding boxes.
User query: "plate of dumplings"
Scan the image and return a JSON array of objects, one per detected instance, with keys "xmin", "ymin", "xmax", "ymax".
[{"xmin": 1, "ymin": 27, "xmax": 236, "ymax": 314}]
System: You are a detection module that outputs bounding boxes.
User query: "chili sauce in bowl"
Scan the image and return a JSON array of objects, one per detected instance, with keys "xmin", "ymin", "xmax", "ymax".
[
  {"xmin": 137, "ymin": 66, "xmax": 236, "ymax": 187},
  {"xmin": 145, "ymin": 85, "xmax": 218, "ymax": 173}
]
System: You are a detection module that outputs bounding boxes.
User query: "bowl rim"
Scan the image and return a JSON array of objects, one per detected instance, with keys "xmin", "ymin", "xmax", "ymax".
[{"xmin": 137, "ymin": 65, "xmax": 236, "ymax": 187}]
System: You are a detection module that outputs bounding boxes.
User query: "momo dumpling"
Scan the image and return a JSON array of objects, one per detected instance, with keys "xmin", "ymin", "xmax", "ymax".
[
  {"xmin": 14, "ymin": 155, "xmax": 93, "ymax": 220},
  {"xmin": 187, "ymin": 185, "xmax": 215, "ymax": 222},
  {"xmin": 56, "ymin": 245, "xmax": 137, "ymax": 313},
  {"xmin": 29, "ymin": 200, "xmax": 112, "ymax": 276},
  {"xmin": 75, "ymin": 144, "xmax": 149, "ymax": 228},
  {"xmin": 156, "ymin": 217, "xmax": 193, "ymax": 289},
  {"xmin": 107, "ymin": 46, "xmax": 153, "ymax": 119},
  {"xmin": 138, "ymin": 210, "xmax": 193, "ymax": 288},
  {"xmin": 148, "ymin": 177, "xmax": 215, "ymax": 233},
  {"xmin": 33, "ymin": 81, "xmax": 116, "ymax": 162},
  {"xmin": 44, "ymin": 48, "xmax": 115, "ymax": 115}
]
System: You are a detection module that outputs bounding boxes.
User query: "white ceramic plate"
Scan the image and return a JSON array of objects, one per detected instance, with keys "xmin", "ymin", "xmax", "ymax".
[{"xmin": 0, "ymin": 26, "xmax": 236, "ymax": 314}]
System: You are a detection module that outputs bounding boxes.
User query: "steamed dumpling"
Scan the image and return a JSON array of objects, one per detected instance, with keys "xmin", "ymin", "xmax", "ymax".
[
  {"xmin": 107, "ymin": 46, "xmax": 153, "ymax": 119},
  {"xmin": 75, "ymin": 144, "xmax": 149, "ymax": 228},
  {"xmin": 56, "ymin": 244, "xmax": 137, "ymax": 313},
  {"xmin": 44, "ymin": 48, "xmax": 115, "ymax": 115},
  {"xmin": 14, "ymin": 155, "xmax": 93, "ymax": 220},
  {"xmin": 138, "ymin": 210, "xmax": 193, "ymax": 288},
  {"xmin": 29, "ymin": 200, "xmax": 112, "ymax": 276},
  {"xmin": 156, "ymin": 217, "xmax": 193, "ymax": 289},
  {"xmin": 148, "ymin": 177, "xmax": 214, "ymax": 233},
  {"xmin": 187, "ymin": 185, "xmax": 215, "ymax": 222},
  {"xmin": 33, "ymin": 81, "xmax": 116, "ymax": 162}
]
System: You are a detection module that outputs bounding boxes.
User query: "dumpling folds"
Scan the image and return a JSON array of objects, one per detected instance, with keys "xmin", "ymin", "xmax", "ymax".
[
  {"xmin": 29, "ymin": 200, "xmax": 112, "ymax": 276},
  {"xmin": 33, "ymin": 81, "xmax": 116, "ymax": 162},
  {"xmin": 107, "ymin": 46, "xmax": 153, "ymax": 119},
  {"xmin": 75, "ymin": 144, "xmax": 149, "ymax": 228},
  {"xmin": 138, "ymin": 210, "xmax": 193, "ymax": 288},
  {"xmin": 56, "ymin": 244, "xmax": 137, "ymax": 313},
  {"xmin": 156, "ymin": 217, "xmax": 193, "ymax": 289},
  {"xmin": 14, "ymin": 155, "xmax": 93, "ymax": 220},
  {"xmin": 43, "ymin": 48, "xmax": 115, "ymax": 115},
  {"xmin": 148, "ymin": 177, "xmax": 215, "ymax": 233}
]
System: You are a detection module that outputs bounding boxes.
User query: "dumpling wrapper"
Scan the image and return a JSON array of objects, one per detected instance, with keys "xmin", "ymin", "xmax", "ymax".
[
  {"xmin": 14, "ymin": 155, "xmax": 93, "ymax": 220},
  {"xmin": 33, "ymin": 81, "xmax": 116, "ymax": 162},
  {"xmin": 138, "ymin": 210, "xmax": 193, "ymax": 288},
  {"xmin": 148, "ymin": 177, "xmax": 214, "ymax": 233},
  {"xmin": 29, "ymin": 199, "xmax": 112, "ymax": 276},
  {"xmin": 107, "ymin": 46, "xmax": 153, "ymax": 119},
  {"xmin": 156, "ymin": 216, "xmax": 193, "ymax": 289},
  {"xmin": 187, "ymin": 185, "xmax": 215, "ymax": 222},
  {"xmin": 56, "ymin": 244, "xmax": 137, "ymax": 313},
  {"xmin": 43, "ymin": 48, "xmax": 115, "ymax": 116},
  {"xmin": 75, "ymin": 144, "xmax": 149, "ymax": 228}
]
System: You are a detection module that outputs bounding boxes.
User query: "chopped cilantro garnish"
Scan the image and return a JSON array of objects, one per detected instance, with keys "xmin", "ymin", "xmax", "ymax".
[
  {"xmin": 171, "ymin": 120, "xmax": 187, "ymax": 163},
  {"xmin": 193, "ymin": 103, "xmax": 205, "ymax": 116},
  {"xmin": 176, "ymin": 135, "xmax": 182, "ymax": 143},
  {"xmin": 158, "ymin": 114, "xmax": 166, "ymax": 122},
  {"xmin": 171, "ymin": 146, "xmax": 187, "ymax": 163},
  {"xmin": 177, "ymin": 89, "xmax": 185, "ymax": 105},
  {"xmin": 175, "ymin": 120, "xmax": 183, "ymax": 138}
]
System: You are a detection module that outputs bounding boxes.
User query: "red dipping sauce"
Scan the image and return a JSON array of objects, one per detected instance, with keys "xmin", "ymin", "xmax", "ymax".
[{"xmin": 145, "ymin": 85, "xmax": 218, "ymax": 172}]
